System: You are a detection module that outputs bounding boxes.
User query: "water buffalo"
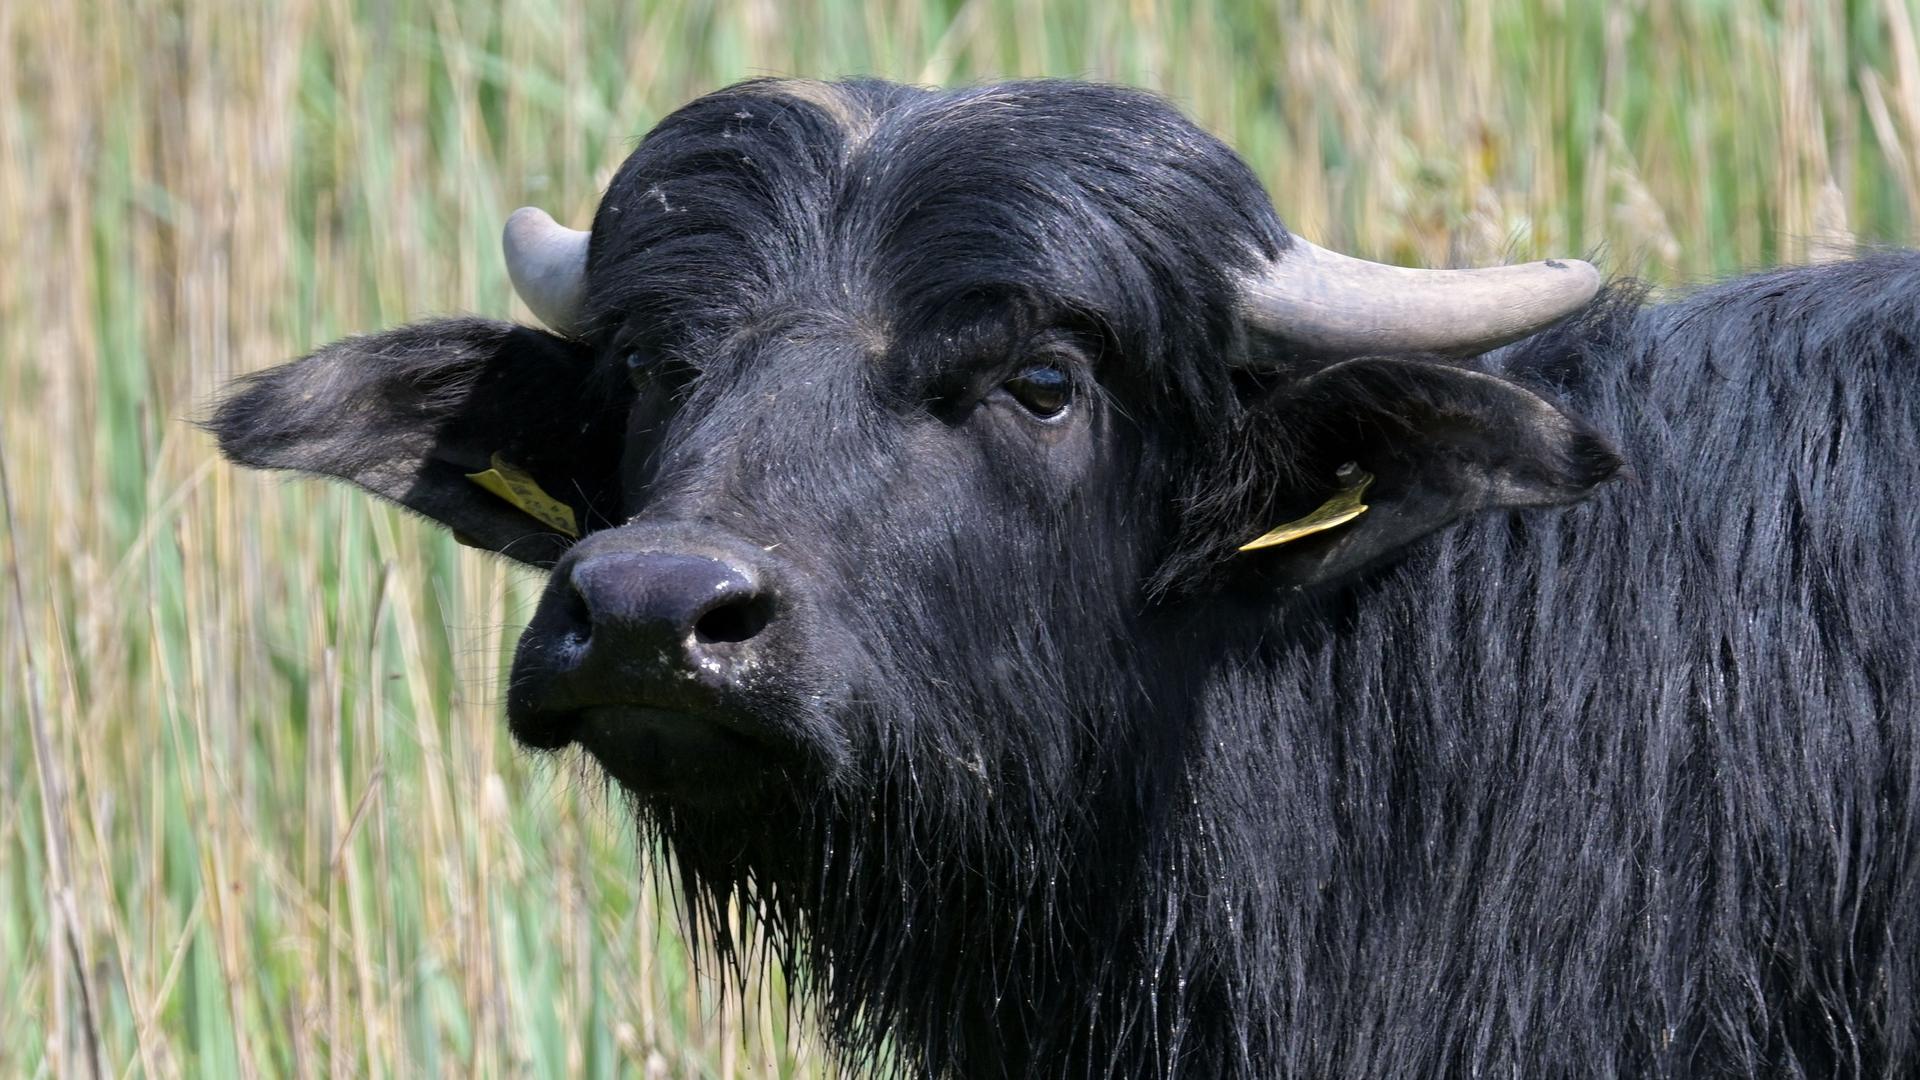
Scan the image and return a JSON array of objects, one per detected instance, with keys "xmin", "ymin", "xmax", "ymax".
[{"xmin": 212, "ymin": 78, "xmax": 1920, "ymax": 1077}]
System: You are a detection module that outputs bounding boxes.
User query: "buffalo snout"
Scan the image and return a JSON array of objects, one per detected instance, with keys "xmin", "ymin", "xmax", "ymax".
[
  {"xmin": 507, "ymin": 525, "xmax": 837, "ymax": 799},
  {"xmin": 568, "ymin": 549, "xmax": 775, "ymax": 660}
]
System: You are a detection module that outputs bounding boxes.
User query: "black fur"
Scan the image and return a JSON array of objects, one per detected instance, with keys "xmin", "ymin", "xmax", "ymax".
[{"xmin": 210, "ymin": 79, "xmax": 1920, "ymax": 1078}]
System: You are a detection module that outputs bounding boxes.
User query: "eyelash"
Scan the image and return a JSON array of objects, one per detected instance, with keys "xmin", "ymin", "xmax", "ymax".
[{"xmin": 1003, "ymin": 363, "xmax": 1073, "ymax": 419}]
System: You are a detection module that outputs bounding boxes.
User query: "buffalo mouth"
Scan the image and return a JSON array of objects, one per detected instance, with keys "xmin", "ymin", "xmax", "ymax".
[{"xmin": 509, "ymin": 701, "xmax": 808, "ymax": 803}]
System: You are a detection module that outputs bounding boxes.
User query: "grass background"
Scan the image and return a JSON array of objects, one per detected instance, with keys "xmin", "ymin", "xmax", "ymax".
[{"xmin": 8, "ymin": 0, "xmax": 1920, "ymax": 1075}]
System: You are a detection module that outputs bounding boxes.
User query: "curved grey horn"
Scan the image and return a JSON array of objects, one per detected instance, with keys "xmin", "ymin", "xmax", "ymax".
[
  {"xmin": 503, "ymin": 206, "xmax": 589, "ymax": 335},
  {"xmin": 1239, "ymin": 237, "xmax": 1600, "ymax": 357}
]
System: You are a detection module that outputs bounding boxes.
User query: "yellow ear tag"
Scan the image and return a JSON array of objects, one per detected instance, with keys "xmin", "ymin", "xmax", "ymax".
[
  {"xmin": 465, "ymin": 453, "xmax": 579, "ymax": 538},
  {"xmin": 1238, "ymin": 463, "xmax": 1373, "ymax": 552}
]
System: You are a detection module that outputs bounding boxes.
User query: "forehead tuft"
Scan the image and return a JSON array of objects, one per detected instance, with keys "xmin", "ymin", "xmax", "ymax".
[{"xmin": 752, "ymin": 78, "xmax": 881, "ymax": 151}]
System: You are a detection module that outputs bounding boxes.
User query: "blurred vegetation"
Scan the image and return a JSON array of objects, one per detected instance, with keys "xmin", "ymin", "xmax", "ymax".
[{"xmin": 7, "ymin": 0, "xmax": 1920, "ymax": 1075}]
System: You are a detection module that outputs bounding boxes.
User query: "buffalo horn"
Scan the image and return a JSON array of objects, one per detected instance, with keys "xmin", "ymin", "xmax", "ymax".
[
  {"xmin": 1240, "ymin": 237, "xmax": 1600, "ymax": 356},
  {"xmin": 503, "ymin": 206, "xmax": 589, "ymax": 336}
]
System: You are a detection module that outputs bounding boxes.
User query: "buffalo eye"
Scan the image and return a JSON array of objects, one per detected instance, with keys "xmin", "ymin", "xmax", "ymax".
[
  {"xmin": 623, "ymin": 350, "xmax": 647, "ymax": 388},
  {"xmin": 1003, "ymin": 364, "xmax": 1072, "ymax": 419}
]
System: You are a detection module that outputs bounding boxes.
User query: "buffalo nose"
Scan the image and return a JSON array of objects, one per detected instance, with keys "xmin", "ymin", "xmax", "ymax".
[{"xmin": 567, "ymin": 551, "xmax": 774, "ymax": 659}]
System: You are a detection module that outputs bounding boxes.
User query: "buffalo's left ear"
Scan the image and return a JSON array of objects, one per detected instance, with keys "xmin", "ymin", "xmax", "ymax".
[
  {"xmin": 1244, "ymin": 356, "xmax": 1621, "ymax": 586},
  {"xmin": 210, "ymin": 317, "xmax": 631, "ymax": 567}
]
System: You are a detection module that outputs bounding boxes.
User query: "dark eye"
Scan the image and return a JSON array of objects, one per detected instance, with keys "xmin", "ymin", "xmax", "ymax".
[
  {"xmin": 1003, "ymin": 364, "xmax": 1072, "ymax": 419},
  {"xmin": 623, "ymin": 350, "xmax": 647, "ymax": 388}
]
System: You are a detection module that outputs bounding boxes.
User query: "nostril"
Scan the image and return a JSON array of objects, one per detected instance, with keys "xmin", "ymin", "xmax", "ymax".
[
  {"xmin": 694, "ymin": 593, "xmax": 774, "ymax": 645},
  {"xmin": 561, "ymin": 575, "xmax": 594, "ymax": 644}
]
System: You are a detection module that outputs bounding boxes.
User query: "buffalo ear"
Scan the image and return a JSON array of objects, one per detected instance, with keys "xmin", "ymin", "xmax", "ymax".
[
  {"xmin": 1245, "ymin": 356, "xmax": 1620, "ymax": 587},
  {"xmin": 209, "ymin": 317, "xmax": 631, "ymax": 567}
]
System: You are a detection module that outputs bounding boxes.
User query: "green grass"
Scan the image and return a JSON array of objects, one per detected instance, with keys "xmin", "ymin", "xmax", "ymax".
[{"xmin": 7, "ymin": 0, "xmax": 1920, "ymax": 1075}]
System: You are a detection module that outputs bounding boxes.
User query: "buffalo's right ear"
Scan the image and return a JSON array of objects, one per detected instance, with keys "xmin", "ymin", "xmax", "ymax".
[{"xmin": 209, "ymin": 317, "xmax": 631, "ymax": 567}]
